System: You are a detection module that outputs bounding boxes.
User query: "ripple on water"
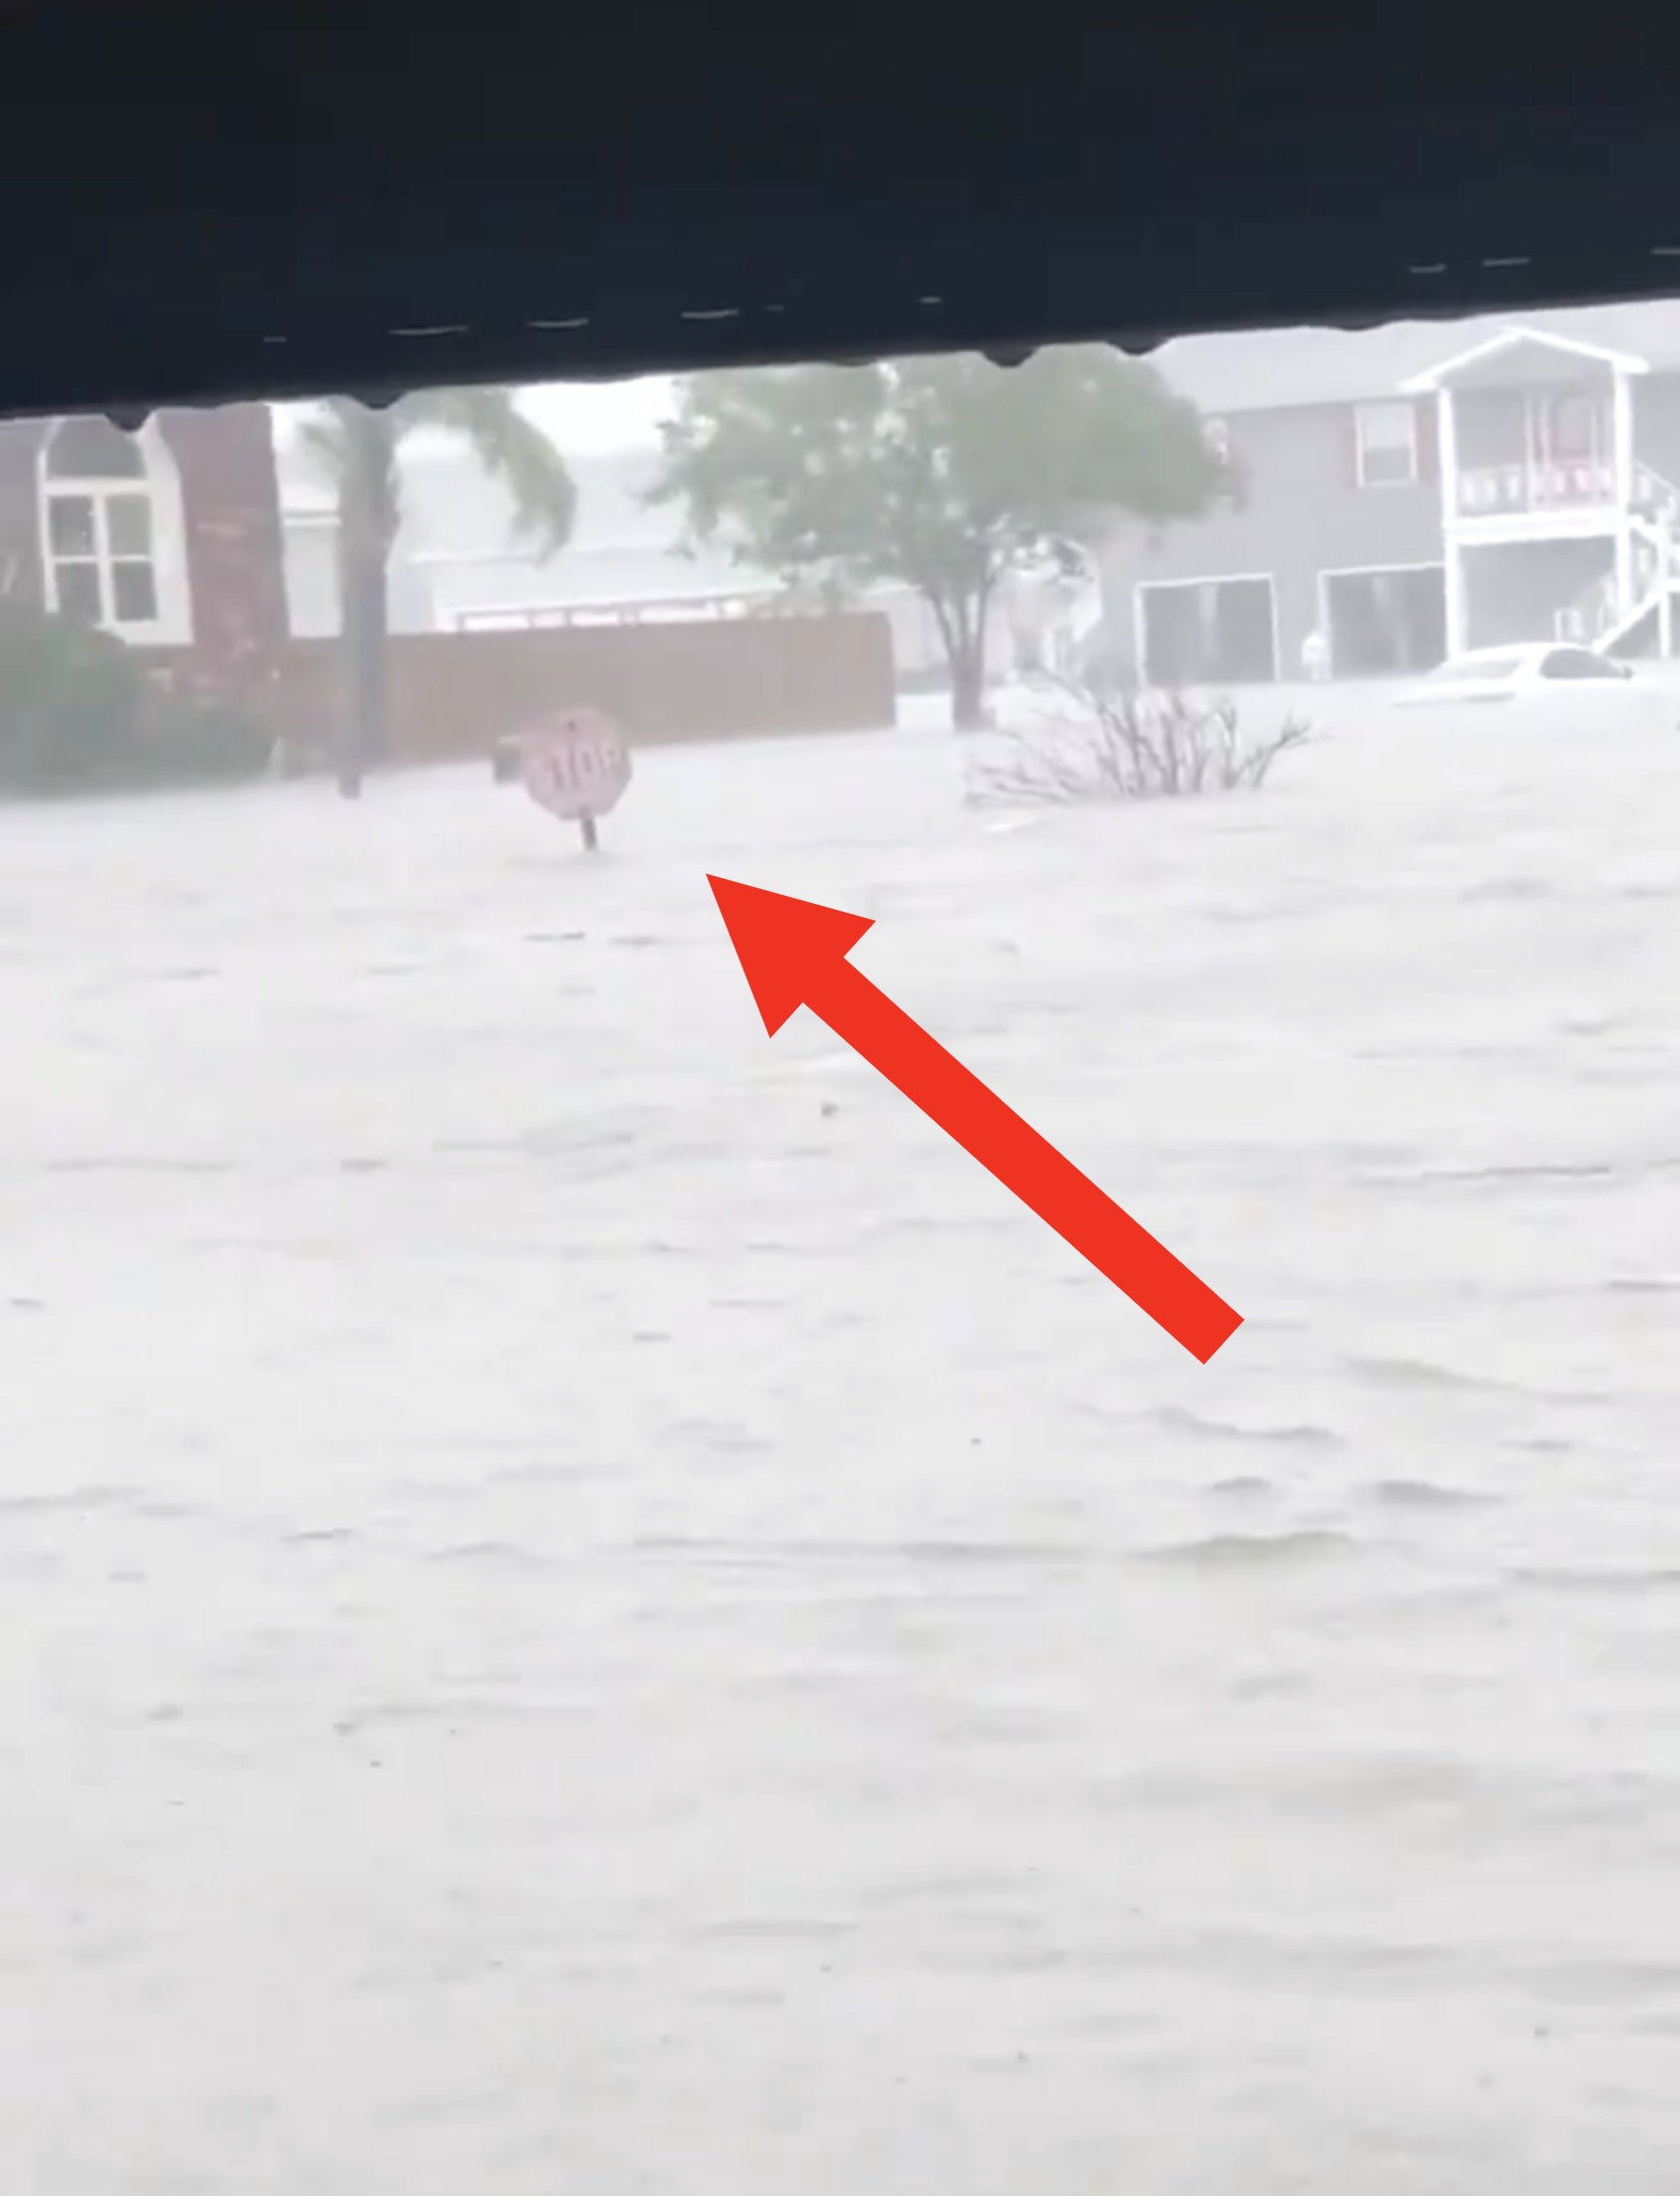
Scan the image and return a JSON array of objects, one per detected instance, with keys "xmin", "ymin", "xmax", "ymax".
[
  {"xmin": 1359, "ymin": 1160, "xmax": 1615, "ymax": 1194},
  {"xmin": 1153, "ymin": 1404, "xmax": 1343, "ymax": 1448},
  {"xmin": 1344, "ymin": 1353, "xmax": 1514, "ymax": 1397},
  {"xmin": 663, "ymin": 1418, "xmax": 776, "ymax": 1454},
  {"xmin": 46, "ymin": 1156, "xmax": 233, "ymax": 1179},
  {"xmin": 1137, "ymin": 1527, "xmax": 1359, "ymax": 1573},
  {"xmin": 0, "ymin": 1483, "xmax": 145, "ymax": 1517},
  {"xmin": 1365, "ymin": 1477, "xmax": 1496, "ymax": 1511},
  {"xmin": 1458, "ymin": 875, "xmax": 1556, "ymax": 905},
  {"xmin": 425, "ymin": 1541, "xmax": 562, "ymax": 1574},
  {"xmin": 1510, "ymin": 1564, "xmax": 1680, "ymax": 1600},
  {"xmin": 631, "ymin": 1534, "xmax": 1090, "ymax": 1579}
]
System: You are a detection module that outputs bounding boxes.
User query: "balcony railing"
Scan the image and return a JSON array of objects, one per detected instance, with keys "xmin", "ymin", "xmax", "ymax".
[{"xmin": 1455, "ymin": 458, "xmax": 1615, "ymax": 516}]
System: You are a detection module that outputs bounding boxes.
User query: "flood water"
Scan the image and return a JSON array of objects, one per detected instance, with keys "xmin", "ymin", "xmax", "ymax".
[{"xmin": 3, "ymin": 696, "xmax": 1680, "ymax": 2192}]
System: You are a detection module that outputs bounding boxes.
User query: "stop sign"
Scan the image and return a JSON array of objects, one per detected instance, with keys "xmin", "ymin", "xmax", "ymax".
[{"xmin": 519, "ymin": 708, "xmax": 632, "ymax": 822}]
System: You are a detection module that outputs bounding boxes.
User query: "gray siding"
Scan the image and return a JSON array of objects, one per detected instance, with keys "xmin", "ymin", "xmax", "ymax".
[
  {"xmin": 1099, "ymin": 401, "xmax": 1444, "ymax": 680},
  {"xmin": 1633, "ymin": 371, "xmax": 1680, "ymax": 487}
]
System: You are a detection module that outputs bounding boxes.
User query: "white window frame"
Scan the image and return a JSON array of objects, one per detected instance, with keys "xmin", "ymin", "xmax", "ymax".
[
  {"xmin": 1355, "ymin": 400, "xmax": 1419, "ymax": 490},
  {"xmin": 37, "ymin": 417, "xmax": 192, "ymax": 647},
  {"xmin": 42, "ymin": 486, "xmax": 160, "ymax": 633}
]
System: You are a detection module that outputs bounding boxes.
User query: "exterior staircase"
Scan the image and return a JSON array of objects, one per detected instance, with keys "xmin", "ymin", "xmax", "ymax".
[{"xmin": 1556, "ymin": 462, "xmax": 1680, "ymax": 656}]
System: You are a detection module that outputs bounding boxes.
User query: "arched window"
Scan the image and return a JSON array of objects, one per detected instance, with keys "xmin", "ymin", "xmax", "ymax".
[
  {"xmin": 38, "ymin": 415, "xmax": 182, "ymax": 640},
  {"xmin": 45, "ymin": 416, "xmax": 146, "ymax": 480}
]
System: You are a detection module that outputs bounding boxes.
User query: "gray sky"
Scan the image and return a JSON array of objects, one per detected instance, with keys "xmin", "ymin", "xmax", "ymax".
[
  {"xmin": 521, "ymin": 374, "xmax": 673, "ymax": 451},
  {"xmin": 274, "ymin": 374, "xmax": 675, "ymax": 461}
]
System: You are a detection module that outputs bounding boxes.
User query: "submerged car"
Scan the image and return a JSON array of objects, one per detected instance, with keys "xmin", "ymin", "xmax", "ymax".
[{"xmin": 1395, "ymin": 642, "xmax": 1678, "ymax": 727}]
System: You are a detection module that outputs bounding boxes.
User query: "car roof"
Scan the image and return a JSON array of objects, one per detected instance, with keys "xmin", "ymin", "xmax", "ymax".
[{"xmin": 1434, "ymin": 642, "xmax": 1587, "ymax": 678}]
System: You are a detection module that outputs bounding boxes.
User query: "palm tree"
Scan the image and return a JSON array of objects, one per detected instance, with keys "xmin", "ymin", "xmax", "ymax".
[{"xmin": 300, "ymin": 388, "xmax": 577, "ymax": 797}]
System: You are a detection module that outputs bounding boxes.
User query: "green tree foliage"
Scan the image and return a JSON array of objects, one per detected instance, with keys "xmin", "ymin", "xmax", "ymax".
[
  {"xmin": 300, "ymin": 389, "xmax": 576, "ymax": 796},
  {"xmin": 0, "ymin": 600, "xmax": 272, "ymax": 797},
  {"xmin": 648, "ymin": 348, "xmax": 1233, "ymax": 727}
]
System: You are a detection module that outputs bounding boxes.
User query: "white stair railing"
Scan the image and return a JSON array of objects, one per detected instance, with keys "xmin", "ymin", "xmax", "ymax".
[
  {"xmin": 1633, "ymin": 459, "xmax": 1680, "ymax": 522},
  {"xmin": 1575, "ymin": 463, "xmax": 1680, "ymax": 655}
]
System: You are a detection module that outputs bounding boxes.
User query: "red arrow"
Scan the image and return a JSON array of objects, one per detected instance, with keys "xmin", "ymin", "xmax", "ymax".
[{"xmin": 708, "ymin": 876, "xmax": 1242, "ymax": 1363}]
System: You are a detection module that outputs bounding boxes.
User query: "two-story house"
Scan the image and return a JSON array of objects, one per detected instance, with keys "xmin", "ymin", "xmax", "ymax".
[{"xmin": 1101, "ymin": 302, "xmax": 1680, "ymax": 685}]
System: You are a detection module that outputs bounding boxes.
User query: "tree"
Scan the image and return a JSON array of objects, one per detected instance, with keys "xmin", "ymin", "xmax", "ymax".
[
  {"xmin": 646, "ymin": 348, "xmax": 1234, "ymax": 729},
  {"xmin": 300, "ymin": 389, "xmax": 577, "ymax": 796}
]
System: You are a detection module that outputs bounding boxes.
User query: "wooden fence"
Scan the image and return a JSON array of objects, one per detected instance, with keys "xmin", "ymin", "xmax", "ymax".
[{"xmin": 258, "ymin": 610, "xmax": 898, "ymax": 763}]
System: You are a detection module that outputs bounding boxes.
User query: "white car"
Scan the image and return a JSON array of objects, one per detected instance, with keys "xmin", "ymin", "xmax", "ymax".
[{"xmin": 1395, "ymin": 642, "xmax": 1677, "ymax": 727}]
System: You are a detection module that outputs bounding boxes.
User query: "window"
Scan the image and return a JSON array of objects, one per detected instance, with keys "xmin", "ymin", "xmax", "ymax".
[
  {"xmin": 1205, "ymin": 416, "xmax": 1231, "ymax": 462},
  {"xmin": 40, "ymin": 416, "xmax": 164, "ymax": 635},
  {"xmin": 1355, "ymin": 400, "xmax": 1418, "ymax": 488}
]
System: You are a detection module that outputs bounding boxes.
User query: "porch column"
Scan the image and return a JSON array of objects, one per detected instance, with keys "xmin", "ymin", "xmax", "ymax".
[
  {"xmin": 1437, "ymin": 388, "xmax": 1468, "ymax": 655},
  {"xmin": 1613, "ymin": 368, "xmax": 1636, "ymax": 619}
]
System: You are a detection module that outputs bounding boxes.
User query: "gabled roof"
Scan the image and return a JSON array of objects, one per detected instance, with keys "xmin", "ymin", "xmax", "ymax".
[
  {"xmin": 1398, "ymin": 325, "xmax": 1650, "ymax": 392},
  {"xmin": 1139, "ymin": 299, "xmax": 1680, "ymax": 414}
]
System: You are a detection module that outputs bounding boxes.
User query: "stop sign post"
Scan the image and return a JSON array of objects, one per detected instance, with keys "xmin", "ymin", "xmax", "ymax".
[{"xmin": 516, "ymin": 708, "xmax": 632, "ymax": 851}]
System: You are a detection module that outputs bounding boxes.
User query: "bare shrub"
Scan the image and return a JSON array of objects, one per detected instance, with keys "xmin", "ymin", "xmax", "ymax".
[{"xmin": 965, "ymin": 678, "xmax": 1312, "ymax": 806}]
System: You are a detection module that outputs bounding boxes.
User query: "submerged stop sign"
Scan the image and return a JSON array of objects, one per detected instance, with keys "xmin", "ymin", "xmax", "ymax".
[{"xmin": 520, "ymin": 708, "xmax": 632, "ymax": 848}]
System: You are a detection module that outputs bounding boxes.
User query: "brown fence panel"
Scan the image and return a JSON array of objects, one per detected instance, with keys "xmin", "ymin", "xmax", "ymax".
[{"xmin": 265, "ymin": 611, "xmax": 897, "ymax": 764}]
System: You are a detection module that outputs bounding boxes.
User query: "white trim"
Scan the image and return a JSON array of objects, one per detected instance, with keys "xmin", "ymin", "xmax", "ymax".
[
  {"xmin": 1400, "ymin": 325, "xmax": 1650, "ymax": 395},
  {"xmin": 37, "ymin": 416, "xmax": 192, "ymax": 648},
  {"xmin": 1317, "ymin": 560, "xmax": 1446, "ymax": 577},
  {"xmin": 1613, "ymin": 372, "xmax": 1636, "ymax": 617},
  {"xmin": 1451, "ymin": 504, "xmax": 1623, "ymax": 546},
  {"xmin": 1318, "ymin": 558, "xmax": 1446, "ymax": 609},
  {"xmin": 1436, "ymin": 388, "xmax": 1467, "ymax": 653},
  {"xmin": 1354, "ymin": 399, "xmax": 1419, "ymax": 489},
  {"xmin": 1134, "ymin": 571, "xmax": 1280, "ymax": 685}
]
